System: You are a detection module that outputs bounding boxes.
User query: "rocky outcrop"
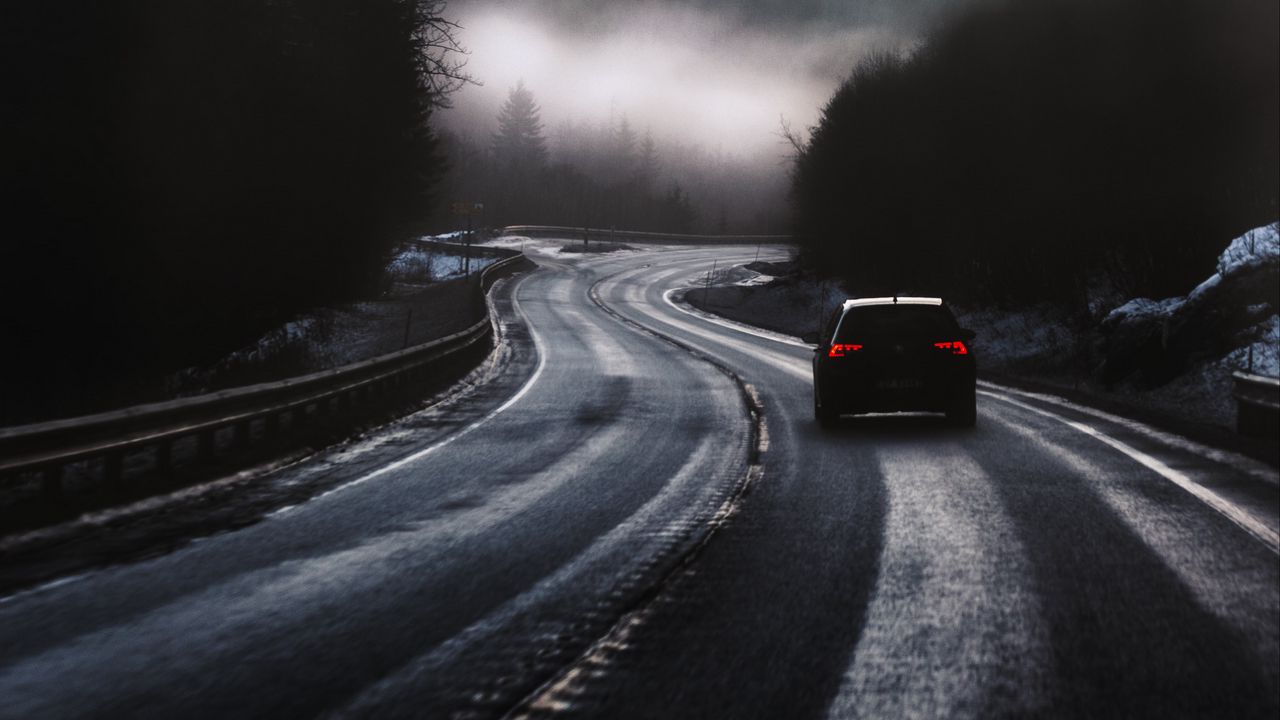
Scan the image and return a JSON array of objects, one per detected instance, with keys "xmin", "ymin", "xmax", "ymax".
[{"xmin": 1099, "ymin": 223, "xmax": 1279, "ymax": 386}]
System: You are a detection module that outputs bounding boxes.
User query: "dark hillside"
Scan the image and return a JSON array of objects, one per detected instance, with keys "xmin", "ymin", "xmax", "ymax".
[
  {"xmin": 0, "ymin": 1, "xmax": 454, "ymax": 421},
  {"xmin": 792, "ymin": 0, "xmax": 1278, "ymax": 307}
]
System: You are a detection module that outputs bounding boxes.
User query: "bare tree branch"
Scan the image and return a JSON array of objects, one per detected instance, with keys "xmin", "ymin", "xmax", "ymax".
[
  {"xmin": 777, "ymin": 114, "xmax": 807, "ymax": 160},
  {"xmin": 411, "ymin": 1, "xmax": 479, "ymax": 109}
]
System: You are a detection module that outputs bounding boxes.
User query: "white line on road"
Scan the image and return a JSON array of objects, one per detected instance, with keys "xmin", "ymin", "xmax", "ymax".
[
  {"xmin": 978, "ymin": 380, "xmax": 1278, "ymax": 487},
  {"xmin": 272, "ymin": 274, "xmax": 550, "ymax": 515},
  {"xmin": 981, "ymin": 390, "xmax": 1279, "ymax": 553},
  {"xmin": 660, "ymin": 284, "xmax": 814, "ymax": 350}
]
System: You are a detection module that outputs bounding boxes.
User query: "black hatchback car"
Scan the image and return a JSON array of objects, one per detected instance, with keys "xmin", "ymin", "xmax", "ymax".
[{"xmin": 811, "ymin": 297, "xmax": 977, "ymax": 427}]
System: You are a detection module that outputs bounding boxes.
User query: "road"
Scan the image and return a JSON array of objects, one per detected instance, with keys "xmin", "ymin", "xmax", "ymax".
[{"xmin": 1, "ymin": 242, "xmax": 1277, "ymax": 718}]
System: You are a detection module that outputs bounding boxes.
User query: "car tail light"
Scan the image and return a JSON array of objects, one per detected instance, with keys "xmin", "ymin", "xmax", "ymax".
[
  {"xmin": 934, "ymin": 340, "xmax": 969, "ymax": 355},
  {"xmin": 828, "ymin": 343, "xmax": 863, "ymax": 357}
]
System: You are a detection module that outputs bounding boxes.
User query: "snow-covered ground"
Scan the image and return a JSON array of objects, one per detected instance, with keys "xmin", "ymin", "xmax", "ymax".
[
  {"xmin": 1100, "ymin": 222, "xmax": 1278, "ymax": 380},
  {"xmin": 387, "ymin": 241, "xmax": 497, "ymax": 285},
  {"xmin": 972, "ymin": 222, "xmax": 1277, "ymax": 427},
  {"xmin": 168, "ymin": 239, "xmax": 497, "ymax": 396},
  {"xmin": 482, "ymin": 235, "xmax": 638, "ymax": 259}
]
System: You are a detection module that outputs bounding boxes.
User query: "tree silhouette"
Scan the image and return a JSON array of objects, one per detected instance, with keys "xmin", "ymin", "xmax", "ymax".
[
  {"xmin": 0, "ymin": 0, "xmax": 471, "ymax": 423},
  {"xmin": 790, "ymin": 0, "xmax": 1278, "ymax": 307},
  {"xmin": 637, "ymin": 129, "xmax": 659, "ymax": 194},
  {"xmin": 493, "ymin": 80, "xmax": 547, "ymax": 172}
]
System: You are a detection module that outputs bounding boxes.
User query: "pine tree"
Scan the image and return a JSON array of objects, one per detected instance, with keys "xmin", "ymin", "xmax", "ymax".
[
  {"xmin": 637, "ymin": 129, "xmax": 658, "ymax": 193},
  {"xmin": 493, "ymin": 80, "xmax": 547, "ymax": 171},
  {"xmin": 613, "ymin": 115, "xmax": 637, "ymax": 178}
]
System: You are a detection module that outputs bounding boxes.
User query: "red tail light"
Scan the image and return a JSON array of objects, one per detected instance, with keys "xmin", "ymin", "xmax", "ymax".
[
  {"xmin": 828, "ymin": 343, "xmax": 864, "ymax": 357},
  {"xmin": 934, "ymin": 341, "xmax": 969, "ymax": 355}
]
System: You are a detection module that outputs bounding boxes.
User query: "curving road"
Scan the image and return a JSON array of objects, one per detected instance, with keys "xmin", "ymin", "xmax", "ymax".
[{"xmin": 0, "ymin": 242, "xmax": 1277, "ymax": 719}]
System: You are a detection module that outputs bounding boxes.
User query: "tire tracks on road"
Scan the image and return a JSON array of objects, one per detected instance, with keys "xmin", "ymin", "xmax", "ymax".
[{"xmin": 501, "ymin": 266, "xmax": 768, "ymax": 719}]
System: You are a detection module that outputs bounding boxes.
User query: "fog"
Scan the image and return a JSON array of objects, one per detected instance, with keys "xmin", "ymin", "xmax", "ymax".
[{"xmin": 440, "ymin": 0, "xmax": 965, "ymax": 159}]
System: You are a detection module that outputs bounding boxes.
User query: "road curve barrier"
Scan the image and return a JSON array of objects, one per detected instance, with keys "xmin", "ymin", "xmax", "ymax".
[
  {"xmin": 0, "ymin": 251, "xmax": 536, "ymax": 506},
  {"xmin": 1232, "ymin": 371, "xmax": 1280, "ymax": 440},
  {"xmin": 500, "ymin": 225, "xmax": 792, "ymax": 246}
]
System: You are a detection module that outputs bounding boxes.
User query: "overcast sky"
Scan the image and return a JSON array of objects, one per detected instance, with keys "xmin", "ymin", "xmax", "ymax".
[{"xmin": 439, "ymin": 0, "xmax": 966, "ymax": 158}]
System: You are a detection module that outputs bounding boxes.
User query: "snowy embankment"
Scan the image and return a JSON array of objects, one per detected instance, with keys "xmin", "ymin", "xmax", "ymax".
[
  {"xmin": 386, "ymin": 238, "xmax": 497, "ymax": 286},
  {"xmin": 168, "ymin": 233, "xmax": 492, "ymax": 396},
  {"xmin": 1083, "ymin": 222, "xmax": 1278, "ymax": 426},
  {"xmin": 1100, "ymin": 223, "xmax": 1278, "ymax": 379},
  {"xmin": 482, "ymin": 235, "xmax": 636, "ymax": 259}
]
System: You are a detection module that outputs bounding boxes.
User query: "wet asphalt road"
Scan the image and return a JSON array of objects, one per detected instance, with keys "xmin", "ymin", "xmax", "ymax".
[{"xmin": 0, "ymin": 243, "xmax": 1277, "ymax": 719}]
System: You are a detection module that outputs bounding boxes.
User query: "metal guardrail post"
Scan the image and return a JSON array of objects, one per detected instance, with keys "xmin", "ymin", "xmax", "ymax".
[{"xmin": 1232, "ymin": 371, "xmax": 1280, "ymax": 439}]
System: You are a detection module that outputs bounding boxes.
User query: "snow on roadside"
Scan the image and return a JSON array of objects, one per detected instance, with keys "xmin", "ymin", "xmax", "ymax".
[
  {"xmin": 1103, "ymin": 222, "xmax": 1278, "ymax": 331},
  {"xmin": 386, "ymin": 244, "xmax": 496, "ymax": 284},
  {"xmin": 1103, "ymin": 297, "xmax": 1185, "ymax": 326},
  {"xmin": 951, "ymin": 304, "xmax": 1081, "ymax": 373},
  {"xmin": 1229, "ymin": 314, "xmax": 1280, "ymax": 378},
  {"xmin": 734, "ymin": 270, "xmax": 775, "ymax": 287},
  {"xmin": 1218, "ymin": 223, "xmax": 1279, "ymax": 277},
  {"xmin": 421, "ymin": 230, "xmax": 469, "ymax": 242},
  {"xmin": 482, "ymin": 235, "xmax": 639, "ymax": 259}
]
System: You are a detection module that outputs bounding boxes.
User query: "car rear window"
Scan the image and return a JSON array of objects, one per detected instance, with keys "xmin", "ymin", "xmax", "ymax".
[{"xmin": 834, "ymin": 305, "xmax": 959, "ymax": 340}]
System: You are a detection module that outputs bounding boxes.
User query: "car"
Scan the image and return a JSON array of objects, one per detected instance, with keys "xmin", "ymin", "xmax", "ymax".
[{"xmin": 810, "ymin": 296, "xmax": 977, "ymax": 427}]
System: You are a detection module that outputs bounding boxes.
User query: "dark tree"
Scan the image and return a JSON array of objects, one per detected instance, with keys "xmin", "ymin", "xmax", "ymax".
[
  {"xmin": 790, "ymin": 0, "xmax": 1279, "ymax": 307},
  {"xmin": 0, "ymin": 0, "xmax": 470, "ymax": 423},
  {"xmin": 637, "ymin": 130, "xmax": 660, "ymax": 195},
  {"xmin": 493, "ymin": 80, "xmax": 548, "ymax": 172}
]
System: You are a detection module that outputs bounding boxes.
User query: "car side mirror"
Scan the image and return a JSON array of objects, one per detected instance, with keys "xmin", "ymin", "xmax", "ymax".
[
  {"xmin": 801, "ymin": 331, "xmax": 820, "ymax": 345},
  {"xmin": 959, "ymin": 328, "xmax": 976, "ymax": 342}
]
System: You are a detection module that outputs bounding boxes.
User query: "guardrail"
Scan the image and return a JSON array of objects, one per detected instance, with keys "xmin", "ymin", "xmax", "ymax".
[
  {"xmin": 501, "ymin": 225, "xmax": 791, "ymax": 245},
  {"xmin": 408, "ymin": 237, "xmax": 511, "ymax": 259},
  {"xmin": 1233, "ymin": 371, "xmax": 1280, "ymax": 439},
  {"xmin": 0, "ymin": 253, "xmax": 535, "ymax": 502}
]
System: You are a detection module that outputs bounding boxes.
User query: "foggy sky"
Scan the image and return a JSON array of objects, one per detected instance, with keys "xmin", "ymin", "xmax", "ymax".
[{"xmin": 440, "ymin": 0, "xmax": 968, "ymax": 158}]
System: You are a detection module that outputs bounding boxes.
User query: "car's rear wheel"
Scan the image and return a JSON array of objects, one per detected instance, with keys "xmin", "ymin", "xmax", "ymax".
[{"xmin": 946, "ymin": 390, "xmax": 977, "ymax": 427}]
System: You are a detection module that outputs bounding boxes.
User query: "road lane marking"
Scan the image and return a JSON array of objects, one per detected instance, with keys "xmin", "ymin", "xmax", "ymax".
[
  {"xmin": 0, "ymin": 421, "xmax": 636, "ymax": 718},
  {"xmin": 494, "ymin": 262, "xmax": 771, "ymax": 719},
  {"xmin": 332, "ymin": 430, "xmax": 738, "ymax": 716},
  {"xmin": 606, "ymin": 272, "xmax": 811, "ymax": 382},
  {"xmin": 272, "ymin": 273, "xmax": 550, "ymax": 514},
  {"xmin": 981, "ymin": 390, "xmax": 1279, "ymax": 553},
  {"xmin": 590, "ymin": 265, "xmax": 810, "ymax": 384},
  {"xmin": 662, "ymin": 286, "xmax": 813, "ymax": 350},
  {"xmin": 986, "ymin": 411, "xmax": 1280, "ymax": 657},
  {"xmin": 978, "ymin": 381, "xmax": 1278, "ymax": 487}
]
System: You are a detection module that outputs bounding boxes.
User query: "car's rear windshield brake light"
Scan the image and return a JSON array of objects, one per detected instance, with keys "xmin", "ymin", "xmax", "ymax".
[
  {"xmin": 934, "ymin": 341, "xmax": 969, "ymax": 355},
  {"xmin": 828, "ymin": 343, "xmax": 863, "ymax": 357}
]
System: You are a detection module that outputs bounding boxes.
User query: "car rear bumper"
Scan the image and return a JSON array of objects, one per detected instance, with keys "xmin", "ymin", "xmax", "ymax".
[{"xmin": 818, "ymin": 368, "xmax": 975, "ymax": 415}]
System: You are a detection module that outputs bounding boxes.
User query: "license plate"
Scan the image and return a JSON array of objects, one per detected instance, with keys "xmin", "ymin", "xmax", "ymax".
[{"xmin": 878, "ymin": 378, "xmax": 923, "ymax": 390}]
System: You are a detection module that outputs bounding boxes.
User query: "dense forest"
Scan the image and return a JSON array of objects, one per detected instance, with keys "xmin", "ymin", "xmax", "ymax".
[
  {"xmin": 1, "ymin": 1, "xmax": 463, "ymax": 418},
  {"xmin": 792, "ymin": 0, "xmax": 1279, "ymax": 308},
  {"xmin": 431, "ymin": 82, "xmax": 790, "ymax": 235}
]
